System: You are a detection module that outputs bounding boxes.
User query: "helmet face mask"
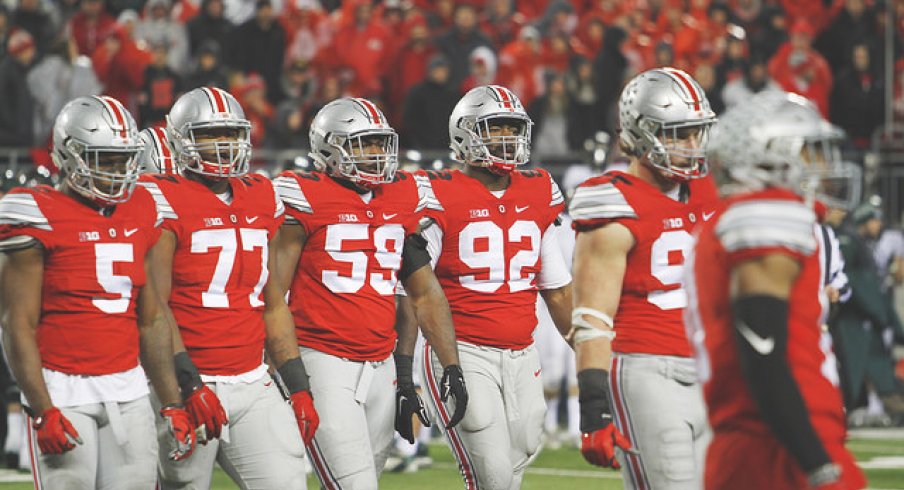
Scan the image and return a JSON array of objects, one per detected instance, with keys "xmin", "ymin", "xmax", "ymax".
[
  {"xmin": 53, "ymin": 96, "xmax": 143, "ymax": 206},
  {"xmin": 309, "ymin": 98, "xmax": 398, "ymax": 188},
  {"xmin": 167, "ymin": 87, "xmax": 252, "ymax": 179},
  {"xmin": 450, "ymin": 85, "xmax": 533, "ymax": 174},
  {"xmin": 641, "ymin": 117, "xmax": 713, "ymax": 180}
]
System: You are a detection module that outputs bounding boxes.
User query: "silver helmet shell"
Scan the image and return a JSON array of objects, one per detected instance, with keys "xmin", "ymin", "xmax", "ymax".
[
  {"xmin": 138, "ymin": 126, "xmax": 178, "ymax": 175},
  {"xmin": 618, "ymin": 67, "xmax": 716, "ymax": 180},
  {"xmin": 708, "ymin": 90, "xmax": 861, "ymax": 209},
  {"xmin": 308, "ymin": 97, "xmax": 398, "ymax": 187},
  {"xmin": 166, "ymin": 87, "xmax": 252, "ymax": 178},
  {"xmin": 52, "ymin": 96, "xmax": 143, "ymax": 205},
  {"xmin": 449, "ymin": 85, "xmax": 532, "ymax": 173}
]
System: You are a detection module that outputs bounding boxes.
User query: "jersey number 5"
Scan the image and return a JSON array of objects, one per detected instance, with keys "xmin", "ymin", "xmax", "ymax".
[{"xmin": 323, "ymin": 223, "xmax": 405, "ymax": 295}]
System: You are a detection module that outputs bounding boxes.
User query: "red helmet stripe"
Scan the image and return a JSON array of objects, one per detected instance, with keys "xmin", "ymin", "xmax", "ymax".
[
  {"xmin": 150, "ymin": 126, "xmax": 174, "ymax": 173},
  {"xmin": 664, "ymin": 68, "xmax": 701, "ymax": 111},
  {"xmin": 204, "ymin": 87, "xmax": 228, "ymax": 113},
  {"xmin": 98, "ymin": 96, "xmax": 128, "ymax": 139},
  {"xmin": 357, "ymin": 98, "xmax": 382, "ymax": 125},
  {"xmin": 493, "ymin": 85, "xmax": 514, "ymax": 109}
]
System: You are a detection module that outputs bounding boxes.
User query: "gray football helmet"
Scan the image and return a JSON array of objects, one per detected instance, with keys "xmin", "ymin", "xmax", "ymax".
[
  {"xmin": 619, "ymin": 67, "xmax": 716, "ymax": 180},
  {"xmin": 708, "ymin": 90, "xmax": 861, "ymax": 209},
  {"xmin": 138, "ymin": 126, "xmax": 178, "ymax": 175},
  {"xmin": 309, "ymin": 97, "xmax": 398, "ymax": 187},
  {"xmin": 52, "ymin": 96, "xmax": 143, "ymax": 205},
  {"xmin": 166, "ymin": 87, "xmax": 252, "ymax": 178},
  {"xmin": 449, "ymin": 85, "xmax": 532, "ymax": 173}
]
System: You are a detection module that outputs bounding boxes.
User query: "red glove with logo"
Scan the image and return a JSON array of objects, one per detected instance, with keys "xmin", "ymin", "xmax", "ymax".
[
  {"xmin": 290, "ymin": 391, "xmax": 319, "ymax": 445},
  {"xmin": 160, "ymin": 405, "xmax": 195, "ymax": 461},
  {"xmin": 32, "ymin": 407, "xmax": 82, "ymax": 454},
  {"xmin": 184, "ymin": 386, "xmax": 227, "ymax": 443},
  {"xmin": 578, "ymin": 369, "xmax": 636, "ymax": 469},
  {"xmin": 581, "ymin": 423, "xmax": 634, "ymax": 468}
]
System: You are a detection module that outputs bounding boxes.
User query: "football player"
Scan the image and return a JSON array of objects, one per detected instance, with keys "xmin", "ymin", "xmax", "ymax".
[
  {"xmin": 568, "ymin": 68, "xmax": 719, "ymax": 489},
  {"xmin": 417, "ymin": 85, "xmax": 573, "ymax": 490},
  {"xmin": 140, "ymin": 87, "xmax": 312, "ymax": 489},
  {"xmin": 138, "ymin": 126, "xmax": 178, "ymax": 175},
  {"xmin": 688, "ymin": 91, "xmax": 866, "ymax": 489},
  {"xmin": 271, "ymin": 97, "xmax": 467, "ymax": 489},
  {"xmin": 0, "ymin": 96, "xmax": 194, "ymax": 488}
]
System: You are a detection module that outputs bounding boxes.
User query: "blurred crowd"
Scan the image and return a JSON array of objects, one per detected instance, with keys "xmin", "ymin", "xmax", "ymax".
[{"xmin": 0, "ymin": 0, "xmax": 902, "ymax": 161}]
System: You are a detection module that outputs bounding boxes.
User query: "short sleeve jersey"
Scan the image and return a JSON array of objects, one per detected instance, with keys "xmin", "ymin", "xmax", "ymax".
[
  {"xmin": 421, "ymin": 168, "xmax": 565, "ymax": 350},
  {"xmin": 685, "ymin": 188, "xmax": 848, "ymax": 445},
  {"xmin": 0, "ymin": 186, "xmax": 161, "ymax": 375},
  {"xmin": 569, "ymin": 171, "xmax": 719, "ymax": 357},
  {"xmin": 138, "ymin": 174, "xmax": 284, "ymax": 375},
  {"xmin": 274, "ymin": 170, "xmax": 425, "ymax": 361}
]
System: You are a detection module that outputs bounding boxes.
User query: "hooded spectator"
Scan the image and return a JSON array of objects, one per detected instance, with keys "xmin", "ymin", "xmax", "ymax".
[
  {"xmin": 768, "ymin": 19, "xmax": 833, "ymax": 116},
  {"xmin": 460, "ymin": 45, "xmax": 497, "ymax": 94},
  {"xmin": 187, "ymin": 0, "xmax": 232, "ymax": 58},
  {"xmin": 402, "ymin": 54, "xmax": 459, "ymax": 150},
  {"xmin": 831, "ymin": 42, "xmax": 884, "ymax": 149},
  {"xmin": 435, "ymin": 3, "xmax": 493, "ymax": 88},
  {"xmin": 721, "ymin": 55, "xmax": 782, "ymax": 108},
  {"xmin": 0, "ymin": 29, "xmax": 35, "ymax": 146},
  {"xmin": 593, "ymin": 24, "xmax": 628, "ymax": 134},
  {"xmin": 134, "ymin": 0, "xmax": 190, "ymax": 74},
  {"xmin": 91, "ymin": 24, "xmax": 152, "ymax": 112},
  {"xmin": 230, "ymin": 0, "xmax": 287, "ymax": 103},
  {"xmin": 68, "ymin": 0, "xmax": 116, "ymax": 56},
  {"xmin": 184, "ymin": 39, "xmax": 229, "ymax": 89}
]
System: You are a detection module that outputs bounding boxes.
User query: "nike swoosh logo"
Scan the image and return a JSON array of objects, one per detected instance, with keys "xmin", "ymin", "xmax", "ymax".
[
  {"xmin": 515, "ymin": 205, "xmax": 529, "ymax": 213},
  {"xmin": 534, "ymin": 369, "xmax": 541, "ymax": 377},
  {"xmin": 703, "ymin": 211, "xmax": 715, "ymax": 221},
  {"xmin": 383, "ymin": 213, "xmax": 398, "ymax": 220},
  {"xmin": 245, "ymin": 216, "xmax": 259, "ymax": 224},
  {"xmin": 264, "ymin": 381, "xmax": 272, "ymax": 387},
  {"xmin": 124, "ymin": 228, "xmax": 139, "ymax": 237},
  {"xmin": 737, "ymin": 320, "xmax": 775, "ymax": 355}
]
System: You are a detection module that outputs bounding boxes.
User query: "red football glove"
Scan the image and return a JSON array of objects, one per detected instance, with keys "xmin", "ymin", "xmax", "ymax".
[
  {"xmin": 160, "ymin": 405, "xmax": 195, "ymax": 461},
  {"xmin": 184, "ymin": 385, "xmax": 228, "ymax": 444},
  {"xmin": 32, "ymin": 407, "xmax": 82, "ymax": 455},
  {"xmin": 581, "ymin": 424, "xmax": 635, "ymax": 468},
  {"xmin": 289, "ymin": 391, "xmax": 319, "ymax": 445}
]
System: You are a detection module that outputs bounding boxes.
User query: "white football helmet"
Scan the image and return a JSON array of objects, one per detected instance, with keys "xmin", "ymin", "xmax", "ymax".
[
  {"xmin": 449, "ymin": 85, "xmax": 532, "ymax": 173},
  {"xmin": 166, "ymin": 87, "xmax": 252, "ymax": 178},
  {"xmin": 309, "ymin": 97, "xmax": 398, "ymax": 187},
  {"xmin": 619, "ymin": 67, "xmax": 716, "ymax": 180},
  {"xmin": 708, "ymin": 90, "xmax": 861, "ymax": 209},
  {"xmin": 52, "ymin": 96, "xmax": 143, "ymax": 205},
  {"xmin": 138, "ymin": 126, "xmax": 178, "ymax": 175}
]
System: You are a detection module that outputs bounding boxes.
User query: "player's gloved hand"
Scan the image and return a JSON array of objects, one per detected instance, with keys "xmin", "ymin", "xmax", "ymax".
[
  {"xmin": 440, "ymin": 364, "xmax": 468, "ymax": 429},
  {"xmin": 290, "ymin": 391, "xmax": 319, "ymax": 445},
  {"xmin": 175, "ymin": 351, "xmax": 228, "ymax": 443},
  {"xmin": 184, "ymin": 386, "xmax": 227, "ymax": 444},
  {"xmin": 160, "ymin": 405, "xmax": 195, "ymax": 461},
  {"xmin": 394, "ymin": 354, "xmax": 431, "ymax": 444},
  {"xmin": 578, "ymin": 368, "xmax": 635, "ymax": 469},
  {"xmin": 32, "ymin": 407, "xmax": 82, "ymax": 454}
]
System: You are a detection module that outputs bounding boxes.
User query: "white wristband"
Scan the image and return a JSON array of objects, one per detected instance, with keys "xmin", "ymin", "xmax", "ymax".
[{"xmin": 569, "ymin": 307, "xmax": 616, "ymax": 345}]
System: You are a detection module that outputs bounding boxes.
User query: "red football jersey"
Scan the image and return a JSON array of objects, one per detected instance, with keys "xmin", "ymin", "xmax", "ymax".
[
  {"xmin": 274, "ymin": 170, "xmax": 425, "ymax": 361},
  {"xmin": 0, "ymin": 186, "xmax": 161, "ymax": 375},
  {"xmin": 569, "ymin": 171, "xmax": 718, "ymax": 357},
  {"xmin": 686, "ymin": 188, "xmax": 855, "ymax": 469},
  {"xmin": 138, "ymin": 174, "xmax": 284, "ymax": 375},
  {"xmin": 421, "ymin": 168, "xmax": 565, "ymax": 350}
]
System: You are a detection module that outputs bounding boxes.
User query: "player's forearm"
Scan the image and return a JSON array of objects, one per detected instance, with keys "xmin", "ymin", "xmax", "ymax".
[
  {"xmin": 540, "ymin": 284, "xmax": 573, "ymax": 339},
  {"xmin": 405, "ymin": 271, "xmax": 459, "ymax": 367},
  {"xmin": 393, "ymin": 295, "xmax": 419, "ymax": 357},
  {"xmin": 264, "ymin": 301, "xmax": 302, "ymax": 368},
  {"xmin": 139, "ymin": 314, "xmax": 182, "ymax": 407},
  {"xmin": 2, "ymin": 325, "xmax": 52, "ymax": 413}
]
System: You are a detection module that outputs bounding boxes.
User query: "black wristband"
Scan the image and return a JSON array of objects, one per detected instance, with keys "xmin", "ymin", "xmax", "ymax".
[
  {"xmin": 394, "ymin": 354, "xmax": 415, "ymax": 386},
  {"xmin": 277, "ymin": 357, "xmax": 310, "ymax": 394},
  {"xmin": 400, "ymin": 233, "xmax": 431, "ymax": 281},
  {"xmin": 577, "ymin": 368, "xmax": 612, "ymax": 433},
  {"xmin": 174, "ymin": 351, "xmax": 203, "ymax": 399}
]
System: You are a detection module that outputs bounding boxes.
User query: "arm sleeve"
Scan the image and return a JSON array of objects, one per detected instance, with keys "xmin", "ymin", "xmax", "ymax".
[{"xmin": 538, "ymin": 221, "xmax": 572, "ymax": 290}]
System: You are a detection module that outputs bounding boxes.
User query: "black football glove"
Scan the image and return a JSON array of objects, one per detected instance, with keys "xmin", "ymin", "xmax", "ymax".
[
  {"xmin": 440, "ymin": 364, "xmax": 468, "ymax": 429},
  {"xmin": 394, "ymin": 354, "xmax": 430, "ymax": 444}
]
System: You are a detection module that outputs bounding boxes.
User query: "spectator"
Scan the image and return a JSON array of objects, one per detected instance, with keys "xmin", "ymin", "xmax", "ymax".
[
  {"xmin": 27, "ymin": 36, "xmax": 102, "ymax": 146},
  {"xmin": 750, "ymin": 5, "xmax": 787, "ymax": 60},
  {"xmin": 721, "ymin": 55, "xmax": 781, "ymax": 108},
  {"xmin": 401, "ymin": 54, "xmax": 458, "ymax": 150},
  {"xmin": 134, "ymin": 0, "xmax": 190, "ymax": 75},
  {"xmin": 385, "ymin": 18, "xmax": 435, "ymax": 126},
  {"xmin": 529, "ymin": 70, "xmax": 572, "ymax": 161},
  {"xmin": 459, "ymin": 45, "xmax": 496, "ymax": 94},
  {"xmin": 233, "ymin": 73, "xmax": 273, "ymax": 148},
  {"xmin": 11, "ymin": 0, "xmax": 53, "ymax": 56},
  {"xmin": 139, "ymin": 40, "xmax": 182, "ymax": 127},
  {"xmin": 425, "ymin": 0, "xmax": 454, "ymax": 31},
  {"xmin": 333, "ymin": 0, "xmax": 390, "ymax": 98},
  {"xmin": 564, "ymin": 55, "xmax": 600, "ymax": 151},
  {"xmin": 281, "ymin": 58, "xmax": 315, "ymax": 104},
  {"xmin": 187, "ymin": 0, "xmax": 232, "ymax": 58},
  {"xmin": 816, "ymin": 0, "xmax": 878, "ymax": 73},
  {"xmin": 435, "ymin": 3, "xmax": 493, "ymax": 89},
  {"xmin": 769, "ymin": 19, "xmax": 833, "ymax": 116},
  {"xmin": 183, "ymin": 39, "xmax": 228, "ymax": 89},
  {"xmin": 497, "ymin": 25, "xmax": 543, "ymax": 107},
  {"xmin": 284, "ymin": 0, "xmax": 332, "ymax": 67},
  {"xmin": 592, "ymin": 24, "xmax": 628, "ymax": 135},
  {"xmin": 0, "ymin": 29, "xmax": 35, "ymax": 146},
  {"xmin": 831, "ymin": 42, "xmax": 884, "ymax": 149},
  {"xmin": 715, "ymin": 34, "xmax": 747, "ymax": 92},
  {"xmin": 67, "ymin": 0, "xmax": 115, "ymax": 56},
  {"xmin": 230, "ymin": 0, "xmax": 286, "ymax": 104},
  {"xmin": 0, "ymin": 7, "xmax": 11, "ymax": 57},
  {"xmin": 91, "ymin": 24, "xmax": 151, "ymax": 113},
  {"xmin": 481, "ymin": 0, "xmax": 524, "ymax": 48},
  {"xmin": 694, "ymin": 62, "xmax": 724, "ymax": 114},
  {"xmin": 268, "ymin": 62, "xmax": 315, "ymax": 149}
]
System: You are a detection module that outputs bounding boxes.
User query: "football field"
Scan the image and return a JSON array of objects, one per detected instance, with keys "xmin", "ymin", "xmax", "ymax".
[{"xmin": 0, "ymin": 430, "xmax": 902, "ymax": 489}]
